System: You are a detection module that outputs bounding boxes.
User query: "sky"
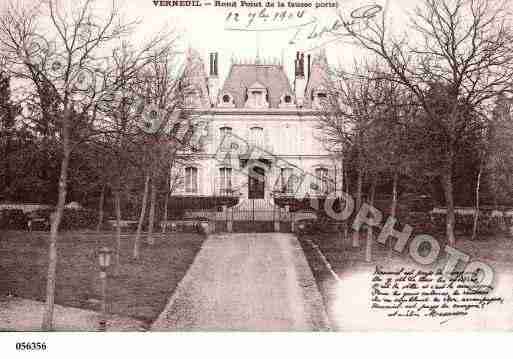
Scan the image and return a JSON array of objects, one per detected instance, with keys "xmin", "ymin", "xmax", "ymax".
[{"xmin": 112, "ymin": 0, "xmax": 418, "ymax": 81}]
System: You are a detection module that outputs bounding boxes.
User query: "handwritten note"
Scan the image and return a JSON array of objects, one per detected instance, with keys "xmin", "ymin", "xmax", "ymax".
[{"xmin": 371, "ymin": 267, "xmax": 504, "ymax": 323}]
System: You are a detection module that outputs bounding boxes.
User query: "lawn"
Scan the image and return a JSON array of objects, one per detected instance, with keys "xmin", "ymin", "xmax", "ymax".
[
  {"xmin": 0, "ymin": 230, "xmax": 204, "ymax": 327},
  {"xmin": 299, "ymin": 229, "xmax": 513, "ymax": 330},
  {"xmin": 300, "ymin": 229, "xmax": 513, "ymax": 276}
]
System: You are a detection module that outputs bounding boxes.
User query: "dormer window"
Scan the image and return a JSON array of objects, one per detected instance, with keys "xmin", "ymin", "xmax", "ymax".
[
  {"xmin": 312, "ymin": 88, "xmax": 328, "ymax": 109},
  {"xmin": 184, "ymin": 87, "xmax": 199, "ymax": 108},
  {"xmin": 280, "ymin": 93, "xmax": 295, "ymax": 108},
  {"xmin": 219, "ymin": 92, "xmax": 235, "ymax": 107},
  {"xmin": 245, "ymin": 81, "xmax": 269, "ymax": 108}
]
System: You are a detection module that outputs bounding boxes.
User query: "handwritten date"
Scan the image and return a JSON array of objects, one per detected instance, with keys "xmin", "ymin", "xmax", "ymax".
[{"xmin": 226, "ymin": 8, "xmax": 306, "ymax": 28}]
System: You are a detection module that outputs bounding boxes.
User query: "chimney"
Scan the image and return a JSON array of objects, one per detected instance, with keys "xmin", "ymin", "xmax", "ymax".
[
  {"xmin": 209, "ymin": 52, "xmax": 219, "ymax": 77},
  {"xmin": 214, "ymin": 52, "xmax": 218, "ymax": 76},
  {"xmin": 208, "ymin": 52, "xmax": 220, "ymax": 106},
  {"xmin": 307, "ymin": 54, "xmax": 311, "ymax": 82},
  {"xmin": 294, "ymin": 51, "xmax": 306, "ymax": 107},
  {"xmin": 299, "ymin": 53, "xmax": 305, "ymax": 77}
]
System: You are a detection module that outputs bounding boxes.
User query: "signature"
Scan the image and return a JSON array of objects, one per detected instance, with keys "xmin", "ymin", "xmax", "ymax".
[
  {"xmin": 288, "ymin": 5, "xmax": 382, "ymax": 47},
  {"xmin": 224, "ymin": 4, "xmax": 383, "ymax": 49}
]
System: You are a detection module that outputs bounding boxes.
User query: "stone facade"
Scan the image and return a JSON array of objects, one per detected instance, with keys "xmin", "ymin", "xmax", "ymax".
[{"xmin": 171, "ymin": 49, "xmax": 341, "ymax": 204}]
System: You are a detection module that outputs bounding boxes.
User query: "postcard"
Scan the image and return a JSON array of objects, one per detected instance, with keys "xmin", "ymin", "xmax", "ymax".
[{"xmin": 1, "ymin": 0, "xmax": 512, "ymax": 352}]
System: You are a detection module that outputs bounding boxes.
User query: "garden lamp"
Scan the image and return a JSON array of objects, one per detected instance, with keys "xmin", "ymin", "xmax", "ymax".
[{"xmin": 98, "ymin": 247, "xmax": 112, "ymax": 272}]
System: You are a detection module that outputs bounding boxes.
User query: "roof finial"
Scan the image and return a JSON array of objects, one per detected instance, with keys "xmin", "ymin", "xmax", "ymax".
[{"xmin": 255, "ymin": 31, "xmax": 261, "ymax": 64}]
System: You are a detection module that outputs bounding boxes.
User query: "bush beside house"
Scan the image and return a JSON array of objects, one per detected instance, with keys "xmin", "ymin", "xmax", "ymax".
[
  {"xmin": 26, "ymin": 208, "xmax": 98, "ymax": 231},
  {"xmin": 0, "ymin": 209, "xmax": 29, "ymax": 230}
]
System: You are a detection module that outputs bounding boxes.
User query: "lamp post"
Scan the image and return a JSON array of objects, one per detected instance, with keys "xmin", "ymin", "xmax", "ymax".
[{"xmin": 98, "ymin": 246, "xmax": 112, "ymax": 331}]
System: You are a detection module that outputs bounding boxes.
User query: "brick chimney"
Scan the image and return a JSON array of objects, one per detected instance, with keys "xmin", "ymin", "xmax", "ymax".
[
  {"xmin": 294, "ymin": 51, "xmax": 306, "ymax": 107},
  {"xmin": 208, "ymin": 52, "xmax": 219, "ymax": 107}
]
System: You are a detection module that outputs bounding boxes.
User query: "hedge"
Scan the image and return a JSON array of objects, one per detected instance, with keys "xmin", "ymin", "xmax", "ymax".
[
  {"xmin": 0, "ymin": 209, "xmax": 29, "ymax": 230},
  {"xmin": 430, "ymin": 210, "xmax": 510, "ymax": 235},
  {"xmin": 29, "ymin": 208, "xmax": 98, "ymax": 231}
]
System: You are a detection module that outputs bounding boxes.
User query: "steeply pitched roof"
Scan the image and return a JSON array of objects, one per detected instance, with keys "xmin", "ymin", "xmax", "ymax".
[
  {"xmin": 305, "ymin": 51, "xmax": 330, "ymax": 106},
  {"xmin": 182, "ymin": 48, "xmax": 211, "ymax": 108},
  {"xmin": 221, "ymin": 64, "xmax": 293, "ymax": 108}
]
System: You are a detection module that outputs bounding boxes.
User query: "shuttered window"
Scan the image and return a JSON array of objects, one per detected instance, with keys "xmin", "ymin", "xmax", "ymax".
[
  {"xmin": 219, "ymin": 167, "xmax": 232, "ymax": 194},
  {"xmin": 315, "ymin": 167, "xmax": 329, "ymax": 193},
  {"xmin": 185, "ymin": 167, "xmax": 198, "ymax": 193},
  {"xmin": 250, "ymin": 126, "xmax": 264, "ymax": 148}
]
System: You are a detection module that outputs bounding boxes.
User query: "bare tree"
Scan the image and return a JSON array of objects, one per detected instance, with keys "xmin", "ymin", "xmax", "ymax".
[
  {"xmin": 319, "ymin": 63, "xmax": 383, "ymax": 248},
  {"xmin": 371, "ymin": 75, "xmax": 419, "ymax": 257},
  {"xmin": 96, "ymin": 35, "xmax": 181, "ymax": 263},
  {"xmin": 135, "ymin": 49, "xmax": 200, "ymax": 249},
  {"xmin": 0, "ymin": 0, "xmax": 177, "ymax": 329},
  {"xmin": 0, "ymin": 0, "xmax": 139, "ymax": 330},
  {"xmin": 97, "ymin": 42, "xmax": 152, "ymax": 272},
  {"xmin": 340, "ymin": 0, "xmax": 513, "ymax": 244},
  {"xmin": 471, "ymin": 95, "xmax": 513, "ymax": 238}
]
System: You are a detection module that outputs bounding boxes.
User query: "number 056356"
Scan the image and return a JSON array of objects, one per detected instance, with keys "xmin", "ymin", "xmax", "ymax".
[{"xmin": 16, "ymin": 342, "xmax": 47, "ymax": 351}]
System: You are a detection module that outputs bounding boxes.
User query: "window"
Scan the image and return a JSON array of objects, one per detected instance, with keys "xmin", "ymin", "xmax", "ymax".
[
  {"xmin": 280, "ymin": 94, "xmax": 294, "ymax": 108},
  {"xmin": 185, "ymin": 167, "xmax": 198, "ymax": 193},
  {"xmin": 280, "ymin": 168, "xmax": 295, "ymax": 193},
  {"xmin": 220, "ymin": 126, "xmax": 232, "ymax": 138},
  {"xmin": 220, "ymin": 126, "xmax": 232, "ymax": 149},
  {"xmin": 250, "ymin": 126, "xmax": 264, "ymax": 148},
  {"xmin": 312, "ymin": 89, "xmax": 328, "ymax": 109},
  {"xmin": 149, "ymin": 109, "xmax": 159, "ymax": 120},
  {"xmin": 315, "ymin": 167, "xmax": 329, "ymax": 193},
  {"xmin": 245, "ymin": 84, "xmax": 268, "ymax": 108},
  {"xmin": 250, "ymin": 91, "xmax": 265, "ymax": 107},
  {"xmin": 222, "ymin": 94, "xmax": 230, "ymax": 103},
  {"xmin": 170, "ymin": 121, "xmax": 181, "ymax": 136},
  {"xmin": 219, "ymin": 167, "xmax": 232, "ymax": 194}
]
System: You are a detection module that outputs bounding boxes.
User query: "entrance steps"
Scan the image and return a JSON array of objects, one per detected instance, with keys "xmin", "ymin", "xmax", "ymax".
[{"xmin": 232, "ymin": 198, "xmax": 276, "ymax": 211}]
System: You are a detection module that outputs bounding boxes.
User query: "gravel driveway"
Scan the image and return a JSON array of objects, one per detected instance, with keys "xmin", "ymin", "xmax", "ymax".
[{"xmin": 151, "ymin": 233, "xmax": 330, "ymax": 331}]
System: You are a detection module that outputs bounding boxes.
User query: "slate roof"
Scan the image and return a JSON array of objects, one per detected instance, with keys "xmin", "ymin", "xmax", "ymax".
[
  {"xmin": 304, "ymin": 52, "xmax": 330, "ymax": 106},
  {"xmin": 220, "ymin": 64, "xmax": 293, "ymax": 108}
]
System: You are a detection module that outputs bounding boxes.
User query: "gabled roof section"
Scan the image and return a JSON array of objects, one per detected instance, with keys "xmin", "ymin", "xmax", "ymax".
[
  {"xmin": 305, "ymin": 51, "xmax": 330, "ymax": 106},
  {"xmin": 221, "ymin": 64, "xmax": 293, "ymax": 108},
  {"xmin": 248, "ymin": 81, "xmax": 266, "ymax": 90},
  {"xmin": 182, "ymin": 48, "xmax": 211, "ymax": 109}
]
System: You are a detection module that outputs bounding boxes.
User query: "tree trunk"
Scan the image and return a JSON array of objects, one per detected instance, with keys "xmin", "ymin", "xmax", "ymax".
[
  {"xmin": 388, "ymin": 172, "xmax": 399, "ymax": 259},
  {"xmin": 96, "ymin": 183, "xmax": 106, "ymax": 232},
  {"xmin": 492, "ymin": 169, "xmax": 499, "ymax": 210},
  {"xmin": 365, "ymin": 176, "xmax": 377, "ymax": 262},
  {"xmin": 343, "ymin": 164, "xmax": 349, "ymax": 242},
  {"xmin": 113, "ymin": 188, "xmax": 122, "ymax": 276},
  {"xmin": 352, "ymin": 168, "xmax": 363, "ymax": 248},
  {"xmin": 472, "ymin": 163, "xmax": 483, "ymax": 240},
  {"xmin": 133, "ymin": 173, "xmax": 150, "ymax": 260},
  {"xmin": 162, "ymin": 180, "xmax": 170, "ymax": 234},
  {"xmin": 442, "ymin": 171, "xmax": 456, "ymax": 245},
  {"xmin": 147, "ymin": 177, "xmax": 158, "ymax": 245},
  {"xmin": 2, "ymin": 134, "xmax": 11, "ymax": 190},
  {"xmin": 42, "ymin": 110, "xmax": 71, "ymax": 331},
  {"xmin": 336, "ymin": 157, "xmax": 346, "ymax": 261}
]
